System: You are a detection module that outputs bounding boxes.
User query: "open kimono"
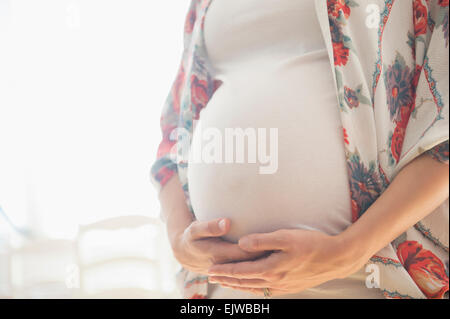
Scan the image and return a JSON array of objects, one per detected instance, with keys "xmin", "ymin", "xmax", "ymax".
[{"xmin": 151, "ymin": 0, "xmax": 449, "ymax": 299}]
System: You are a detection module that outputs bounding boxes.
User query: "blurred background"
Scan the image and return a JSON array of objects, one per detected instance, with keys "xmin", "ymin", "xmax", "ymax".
[{"xmin": 0, "ymin": 0, "xmax": 190, "ymax": 298}]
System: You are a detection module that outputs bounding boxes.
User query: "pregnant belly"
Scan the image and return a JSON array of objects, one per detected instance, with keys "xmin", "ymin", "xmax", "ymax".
[{"xmin": 187, "ymin": 52, "xmax": 352, "ymax": 243}]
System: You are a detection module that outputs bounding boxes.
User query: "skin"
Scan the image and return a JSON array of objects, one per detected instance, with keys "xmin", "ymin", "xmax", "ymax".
[
  {"xmin": 159, "ymin": 175, "xmax": 266, "ymax": 276},
  {"xmin": 161, "ymin": 152, "xmax": 449, "ymax": 296}
]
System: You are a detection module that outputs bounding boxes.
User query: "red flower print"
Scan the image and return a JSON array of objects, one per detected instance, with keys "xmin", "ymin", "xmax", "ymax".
[
  {"xmin": 412, "ymin": 65, "xmax": 422, "ymax": 89},
  {"xmin": 328, "ymin": 0, "xmax": 351, "ymax": 19},
  {"xmin": 190, "ymin": 75, "xmax": 209, "ymax": 118},
  {"xmin": 156, "ymin": 166, "xmax": 176, "ymax": 187},
  {"xmin": 384, "ymin": 53, "xmax": 414, "ymax": 123},
  {"xmin": 213, "ymin": 79, "xmax": 223, "ymax": 93},
  {"xmin": 413, "ymin": 0, "xmax": 428, "ymax": 37},
  {"xmin": 390, "ymin": 124, "xmax": 406, "ymax": 163},
  {"xmin": 426, "ymin": 141, "xmax": 449, "ymax": 164},
  {"xmin": 329, "ymin": 16, "xmax": 344, "ymax": 44},
  {"xmin": 333, "ymin": 42, "xmax": 350, "ymax": 66},
  {"xmin": 351, "ymin": 198, "xmax": 360, "ymax": 220},
  {"xmin": 397, "ymin": 241, "xmax": 449, "ymax": 299},
  {"xmin": 388, "ymin": 102, "xmax": 412, "ymax": 165},
  {"xmin": 344, "ymin": 86, "xmax": 360, "ymax": 108},
  {"xmin": 157, "ymin": 124, "xmax": 177, "ymax": 158},
  {"xmin": 399, "ymin": 104, "xmax": 413, "ymax": 127},
  {"xmin": 172, "ymin": 65, "xmax": 186, "ymax": 114},
  {"xmin": 190, "ymin": 293, "xmax": 207, "ymax": 299},
  {"xmin": 184, "ymin": 7, "xmax": 196, "ymax": 34},
  {"xmin": 343, "ymin": 127, "xmax": 350, "ymax": 145},
  {"xmin": 391, "ymin": 86, "xmax": 399, "ymax": 98},
  {"xmin": 439, "ymin": 0, "xmax": 449, "ymax": 7},
  {"xmin": 348, "ymin": 152, "xmax": 382, "ymax": 221}
]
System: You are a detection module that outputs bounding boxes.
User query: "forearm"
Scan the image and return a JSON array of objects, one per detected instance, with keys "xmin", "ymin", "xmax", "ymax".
[
  {"xmin": 159, "ymin": 174, "xmax": 194, "ymax": 247},
  {"xmin": 339, "ymin": 153, "xmax": 449, "ymax": 268}
]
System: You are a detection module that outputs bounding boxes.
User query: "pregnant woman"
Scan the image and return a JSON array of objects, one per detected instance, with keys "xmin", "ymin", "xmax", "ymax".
[{"xmin": 152, "ymin": 0, "xmax": 449, "ymax": 299}]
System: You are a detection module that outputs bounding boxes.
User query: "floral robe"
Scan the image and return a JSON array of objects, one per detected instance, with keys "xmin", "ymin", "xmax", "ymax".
[{"xmin": 151, "ymin": 0, "xmax": 449, "ymax": 299}]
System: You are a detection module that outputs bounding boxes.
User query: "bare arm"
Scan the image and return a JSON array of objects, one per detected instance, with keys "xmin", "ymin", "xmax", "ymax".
[
  {"xmin": 340, "ymin": 152, "xmax": 449, "ymax": 270},
  {"xmin": 159, "ymin": 175, "xmax": 194, "ymax": 247}
]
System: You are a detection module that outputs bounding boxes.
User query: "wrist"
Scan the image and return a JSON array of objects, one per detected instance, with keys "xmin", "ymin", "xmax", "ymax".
[
  {"xmin": 168, "ymin": 225, "xmax": 184, "ymax": 253},
  {"xmin": 334, "ymin": 225, "xmax": 375, "ymax": 276},
  {"xmin": 166, "ymin": 208, "xmax": 193, "ymax": 248}
]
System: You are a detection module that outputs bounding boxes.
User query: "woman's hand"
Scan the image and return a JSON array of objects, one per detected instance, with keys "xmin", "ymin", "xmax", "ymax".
[
  {"xmin": 160, "ymin": 176, "xmax": 265, "ymax": 276},
  {"xmin": 207, "ymin": 228, "xmax": 362, "ymax": 296},
  {"xmin": 171, "ymin": 218, "xmax": 267, "ymax": 276}
]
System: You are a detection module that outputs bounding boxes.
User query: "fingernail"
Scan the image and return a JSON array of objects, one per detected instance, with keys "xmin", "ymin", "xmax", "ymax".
[{"xmin": 219, "ymin": 219, "xmax": 227, "ymax": 231}]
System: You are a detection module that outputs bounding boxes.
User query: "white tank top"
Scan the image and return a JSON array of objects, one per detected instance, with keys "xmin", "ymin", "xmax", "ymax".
[{"xmin": 187, "ymin": 0, "xmax": 384, "ymax": 298}]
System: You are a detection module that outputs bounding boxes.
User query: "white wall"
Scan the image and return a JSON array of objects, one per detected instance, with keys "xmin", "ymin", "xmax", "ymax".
[{"xmin": 0, "ymin": 0, "xmax": 190, "ymax": 238}]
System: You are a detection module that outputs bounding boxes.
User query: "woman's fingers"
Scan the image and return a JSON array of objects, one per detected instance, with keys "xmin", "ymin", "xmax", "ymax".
[
  {"xmin": 208, "ymin": 252, "xmax": 283, "ymax": 278},
  {"xmin": 209, "ymin": 276, "xmax": 270, "ymax": 288},
  {"xmin": 219, "ymin": 284, "xmax": 264, "ymax": 296},
  {"xmin": 193, "ymin": 238, "xmax": 266, "ymax": 264},
  {"xmin": 186, "ymin": 218, "xmax": 229, "ymax": 240},
  {"xmin": 218, "ymin": 284, "xmax": 287, "ymax": 297},
  {"xmin": 238, "ymin": 229, "xmax": 292, "ymax": 252},
  {"xmin": 183, "ymin": 218, "xmax": 267, "ymax": 266},
  {"xmin": 210, "ymin": 240, "xmax": 267, "ymax": 264}
]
